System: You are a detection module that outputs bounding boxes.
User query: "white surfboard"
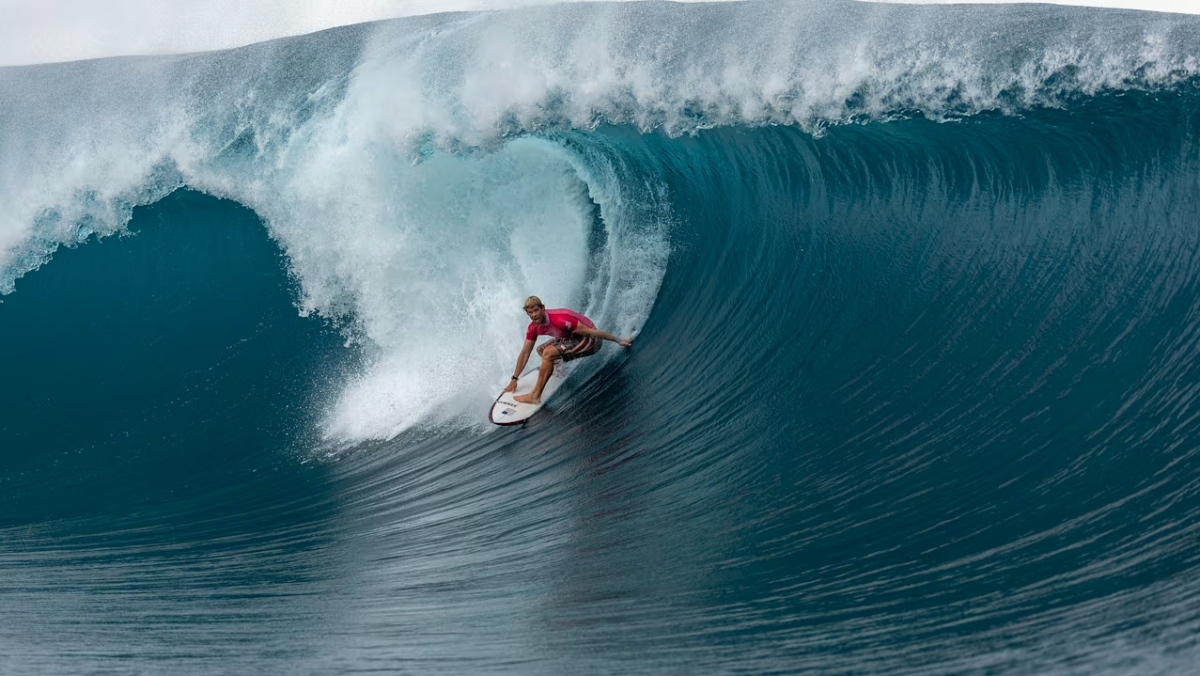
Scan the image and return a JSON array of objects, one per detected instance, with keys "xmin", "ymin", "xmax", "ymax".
[{"xmin": 489, "ymin": 365, "xmax": 572, "ymax": 425}]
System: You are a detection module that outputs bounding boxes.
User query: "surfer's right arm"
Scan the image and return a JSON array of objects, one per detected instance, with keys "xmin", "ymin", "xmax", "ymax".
[{"xmin": 504, "ymin": 339, "xmax": 536, "ymax": 392}]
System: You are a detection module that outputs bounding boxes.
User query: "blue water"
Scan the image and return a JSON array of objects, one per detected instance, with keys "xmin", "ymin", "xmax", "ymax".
[{"xmin": 4, "ymin": 1, "xmax": 1200, "ymax": 673}]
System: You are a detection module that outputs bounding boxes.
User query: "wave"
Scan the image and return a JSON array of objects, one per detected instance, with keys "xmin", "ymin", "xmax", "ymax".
[
  {"xmin": 5, "ymin": 5, "xmax": 1200, "ymax": 671},
  {"xmin": 5, "ymin": 0, "xmax": 1200, "ymax": 439}
]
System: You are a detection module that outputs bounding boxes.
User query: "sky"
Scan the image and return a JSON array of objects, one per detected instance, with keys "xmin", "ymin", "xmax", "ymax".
[{"xmin": 1, "ymin": 0, "xmax": 1198, "ymax": 67}]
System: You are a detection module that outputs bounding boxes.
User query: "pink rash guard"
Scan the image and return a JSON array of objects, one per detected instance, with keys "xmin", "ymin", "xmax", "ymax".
[{"xmin": 526, "ymin": 308, "xmax": 595, "ymax": 342}]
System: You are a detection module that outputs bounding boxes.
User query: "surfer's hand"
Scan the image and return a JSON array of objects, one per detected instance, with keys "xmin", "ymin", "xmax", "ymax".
[
  {"xmin": 503, "ymin": 380, "xmax": 517, "ymax": 393},
  {"xmin": 619, "ymin": 337, "xmax": 633, "ymax": 347}
]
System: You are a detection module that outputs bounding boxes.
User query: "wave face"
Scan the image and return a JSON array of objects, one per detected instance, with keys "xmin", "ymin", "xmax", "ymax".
[{"xmin": 4, "ymin": 1, "xmax": 1200, "ymax": 673}]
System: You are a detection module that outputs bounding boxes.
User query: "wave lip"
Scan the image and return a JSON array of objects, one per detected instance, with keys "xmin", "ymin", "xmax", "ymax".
[
  {"xmin": 4, "ymin": 0, "xmax": 1200, "ymax": 291},
  {"xmin": 356, "ymin": 0, "xmax": 1200, "ymax": 145},
  {"xmin": 5, "ymin": 0, "xmax": 1200, "ymax": 287}
]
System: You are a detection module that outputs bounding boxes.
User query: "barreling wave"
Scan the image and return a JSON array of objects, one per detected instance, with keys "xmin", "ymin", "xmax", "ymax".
[{"xmin": 4, "ymin": 0, "xmax": 1200, "ymax": 438}]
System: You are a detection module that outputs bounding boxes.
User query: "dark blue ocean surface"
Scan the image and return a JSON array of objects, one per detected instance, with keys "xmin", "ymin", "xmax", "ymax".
[{"xmin": 4, "ymin": 1, "xmax": 1200, "ymax": 673}]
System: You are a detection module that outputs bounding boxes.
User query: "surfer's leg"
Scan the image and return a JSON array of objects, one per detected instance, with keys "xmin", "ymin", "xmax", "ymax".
[
  {"xmin": 531, "ymin": 348, "xmax": 563, "ymax": 396},
  {"xmin": 513, "ymin": 347, "xmax": 563, "ymax": 404}
]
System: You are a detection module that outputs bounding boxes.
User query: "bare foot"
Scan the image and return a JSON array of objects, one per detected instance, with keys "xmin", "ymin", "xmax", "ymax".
[{"xmin": 512, "ymin": 392, "xmax": 541, "ymax": 405}]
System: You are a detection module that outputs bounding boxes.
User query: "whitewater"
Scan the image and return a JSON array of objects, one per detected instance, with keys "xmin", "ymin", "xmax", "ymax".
[{"xmin": 4, "ymin": 0, "xmax": 1200, "ymax": 673}]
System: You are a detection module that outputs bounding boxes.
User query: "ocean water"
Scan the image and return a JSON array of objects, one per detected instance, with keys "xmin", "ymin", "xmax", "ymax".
[{"xmin": 4, "ymin": 1, "xmax": 1200, "ymax": 673}]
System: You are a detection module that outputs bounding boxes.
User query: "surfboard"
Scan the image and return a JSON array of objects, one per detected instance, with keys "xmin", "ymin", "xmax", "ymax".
[{"xmin": 489, "ymin": 365, "xmax": 571, "ymax": 425}]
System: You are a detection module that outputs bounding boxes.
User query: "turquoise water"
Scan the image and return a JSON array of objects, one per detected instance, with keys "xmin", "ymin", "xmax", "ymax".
[{"xmin": 4, "ymin": 2, "xmax": 1200, "ymax": 673}]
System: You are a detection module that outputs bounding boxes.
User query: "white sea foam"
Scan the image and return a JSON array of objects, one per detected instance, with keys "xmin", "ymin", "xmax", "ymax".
[
  {"xmin": 307, "ymin": 139, "xmax": 598, "ymax": 439},
  {"xmin": 187, "ymin": 40, "xmax": 669, "ymax": 440}
]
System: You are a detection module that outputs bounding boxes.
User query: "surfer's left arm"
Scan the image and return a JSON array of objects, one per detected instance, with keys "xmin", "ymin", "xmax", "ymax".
[{"xmin": 574, "ymin": 326, "xmax": 633, "ymax": 347}]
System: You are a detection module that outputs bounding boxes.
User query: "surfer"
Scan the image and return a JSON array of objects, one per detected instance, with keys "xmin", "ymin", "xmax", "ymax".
[{"xmin": 506, "ymin": 296, "xmax": 633, "ymax": 405}]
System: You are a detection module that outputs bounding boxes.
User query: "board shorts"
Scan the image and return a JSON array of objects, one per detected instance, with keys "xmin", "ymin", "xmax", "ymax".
[{"xmin": 552, "ymin": 335, "xmax": 601, "ymax": 362}]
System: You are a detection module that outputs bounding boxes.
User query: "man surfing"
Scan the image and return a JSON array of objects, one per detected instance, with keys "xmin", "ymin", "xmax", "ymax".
[{"xmin": 505, "ymin": 296, "xmax": 633, "ymax": 405}]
